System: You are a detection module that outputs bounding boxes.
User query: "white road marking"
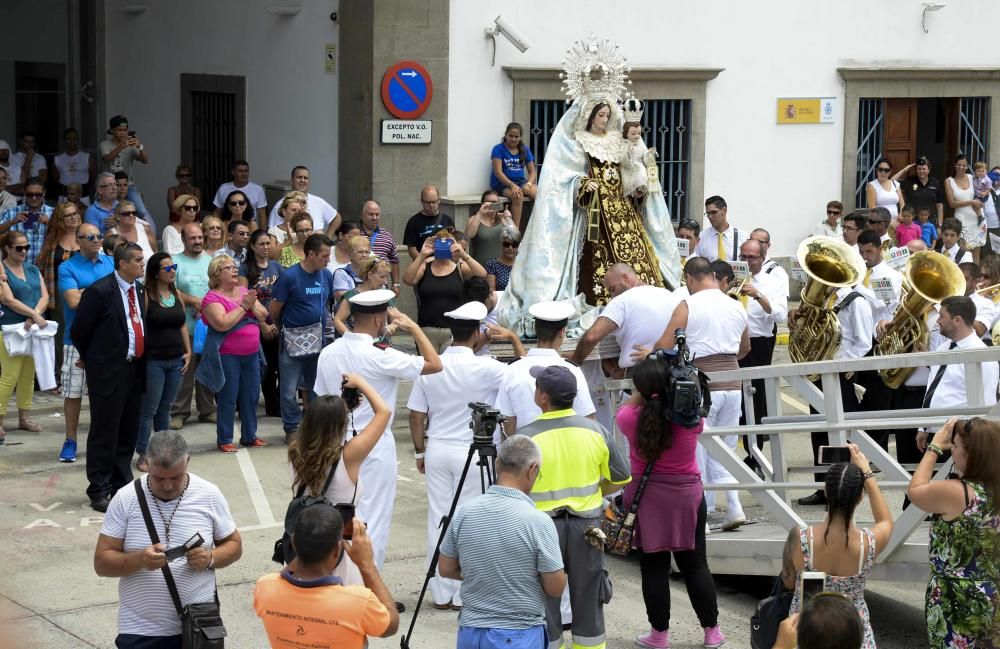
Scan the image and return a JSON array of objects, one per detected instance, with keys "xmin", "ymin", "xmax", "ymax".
[
  {"xmin": 239, "ymin": 521, "xmax": 283, "ymax": 532},
  {"xmin": 236, "ymin": 449, "xmax": 275, "ymax": 526}
]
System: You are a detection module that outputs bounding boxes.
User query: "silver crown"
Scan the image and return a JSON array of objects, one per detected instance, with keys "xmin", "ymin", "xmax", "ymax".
[
  {"xmin": 621, "ymin": 96, "xmax": 643, "ymax": 122},
  {"xmin": 559, "ymin": 34, "xmax": 631, "ymax": 104}
]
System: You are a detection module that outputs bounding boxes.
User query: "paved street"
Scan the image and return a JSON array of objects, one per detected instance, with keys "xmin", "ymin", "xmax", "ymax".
[{"xmin": 0, "ymin": 376, "xmax": 930, "ymax": 648}]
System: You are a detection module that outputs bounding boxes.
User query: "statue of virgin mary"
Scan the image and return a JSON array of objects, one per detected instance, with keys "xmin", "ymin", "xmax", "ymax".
[{"xmin": 497, "ymin": 35, "xmax": 682, "ymax": 336}]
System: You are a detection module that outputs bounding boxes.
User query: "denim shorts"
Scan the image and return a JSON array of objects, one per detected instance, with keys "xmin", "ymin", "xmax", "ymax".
[{"xmin": 457, "ymin": 625, "xmax": 546, "ymax": 649}]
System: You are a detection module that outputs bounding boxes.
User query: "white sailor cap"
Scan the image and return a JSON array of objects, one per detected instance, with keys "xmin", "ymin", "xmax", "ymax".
[
  {"xmin": 443, "ymin": 301, "xmax": 488, "ymax": 323},
  {"xmin": 348, "ymin": 288, "xmax": 396, "ymax": 314},
  {"xmin": 528, "ymin": 300, "xmax": 575, "ymax": 330}
]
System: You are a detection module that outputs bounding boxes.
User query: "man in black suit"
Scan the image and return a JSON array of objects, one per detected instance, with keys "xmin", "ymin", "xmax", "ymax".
[{"xmin": 71, "ymin": 242, "xmax": 146, "ymax": 512}]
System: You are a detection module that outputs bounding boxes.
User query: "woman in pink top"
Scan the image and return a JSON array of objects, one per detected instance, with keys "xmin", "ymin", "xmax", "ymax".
[
  {"xmin": 202, "ymin": 254, "xmax": 275, "ymax": 451},
  {"xmin": 616, "ymin": 355, "xmax": 726, "ymax": 649}
]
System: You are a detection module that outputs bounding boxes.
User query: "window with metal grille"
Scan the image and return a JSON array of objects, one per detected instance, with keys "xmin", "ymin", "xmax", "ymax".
[
  {"xmin": 529, "ymin": 98, "xmax": 690, "ymax": 222},
  {"xmin": 959, "ymin": 97, "xmax": 991, "ymax": 165},
  {"xmin": 180, "ymin": 74, "xmax": 246, "ymax": 206},
  {"xmin": 855, "ymin": 98, "xmax": 884, "ymax": 209}
]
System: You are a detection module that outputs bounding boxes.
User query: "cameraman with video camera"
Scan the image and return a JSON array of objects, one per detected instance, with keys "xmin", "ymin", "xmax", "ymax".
[{"xmin": 406, "ymin": 301, "xmax": 513, "ymax": 610}]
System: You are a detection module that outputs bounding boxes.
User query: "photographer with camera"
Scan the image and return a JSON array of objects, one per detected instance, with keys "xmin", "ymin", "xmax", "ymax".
[
  {"xmin": 517, "ymin": 365, "xmax": 630, "ymax": 649},
  {"xmin": 314, "ymin": 289, "xmax": 441, "ymax": 610},
  {"xmin": 406, "ymin": 301, "xmax": 511, "ymax": 610},
  {"xmin": 648, "ymin": 256, "xmax": 751, "ymax": 531},
  {"xmin": 255, "ymin": 505, "xmax": 399, "ymax": 648},
  {"xmin": 286, "ymin": 373, "xmax": 390, "ymax": 584},
  {"xmin": 616, "ymin": 351, "xmax": 726, "ymax": 649}
]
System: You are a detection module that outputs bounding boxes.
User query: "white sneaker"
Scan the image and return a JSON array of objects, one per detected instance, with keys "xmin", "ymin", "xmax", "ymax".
[{"xmin": 721, "ymin": 516, "xmax": 746, "ymax": 531}]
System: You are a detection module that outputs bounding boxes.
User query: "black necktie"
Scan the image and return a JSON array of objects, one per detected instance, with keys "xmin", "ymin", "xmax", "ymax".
[{"xmin": 922, "ymin": 342, "xmax": 958, "ymax": 407}]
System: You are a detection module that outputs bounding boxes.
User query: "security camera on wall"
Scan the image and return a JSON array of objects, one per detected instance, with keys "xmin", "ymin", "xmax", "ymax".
[
  {"xmin": 492, "ymin": 15, "xmax": 530, "ymax": 53},
  {"xmin": 485, "ymin": 15, "xmax": 531, "ymax": 67}
]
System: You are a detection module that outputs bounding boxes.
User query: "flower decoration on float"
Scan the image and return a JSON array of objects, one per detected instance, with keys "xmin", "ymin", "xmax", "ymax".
[{"xmin": 559, "ymin": 34, "xmax": 632, "ymax": 105}]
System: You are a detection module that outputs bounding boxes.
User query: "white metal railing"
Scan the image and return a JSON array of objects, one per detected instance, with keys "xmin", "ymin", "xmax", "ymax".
[{"xmin": 605, "ymin": 346, "xmax": 1000, "ymax": 566}]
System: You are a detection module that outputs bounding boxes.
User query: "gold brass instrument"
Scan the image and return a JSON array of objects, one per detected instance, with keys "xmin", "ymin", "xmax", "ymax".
[
  {"xmin": 727, "ymin": 277, "xmax": 750, "ymax": 299},
  {"xmin": 992, "ymin": 319, "xmax": 1000, "ymax": 347},
  {"xmin": 789, "ymin": 237, "xmax": 867, "ymax": 371},
  {"xmin": 976, "ymin": 282, "xmax": 1000, "ymax": 303},
  {"xmin": 875, "ymin": 251, "xmax": 965, "ymax": 388}
]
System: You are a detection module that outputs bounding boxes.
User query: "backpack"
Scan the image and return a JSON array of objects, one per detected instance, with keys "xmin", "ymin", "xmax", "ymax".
[{"xmin": 271, "ymin": 459, "xmax": 339, "ymax": 564}]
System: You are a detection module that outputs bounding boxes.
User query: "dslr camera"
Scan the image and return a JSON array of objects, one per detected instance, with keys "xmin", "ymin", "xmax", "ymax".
[
  {"xmin": 468, "ymin": 402, "xmax": 505, "ymax": 445},
  {"xmin": 649, "ymin": 328, "xmax": 711, "ymax": 427}
]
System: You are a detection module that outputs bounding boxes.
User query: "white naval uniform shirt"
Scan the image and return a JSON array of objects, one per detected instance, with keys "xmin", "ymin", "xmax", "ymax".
[
  {"xmin": 496, "ymin": 348, "xmax": 595, "ymax": 429},
  {"xmin": 600, "ymin": 284, "xmax": 682, "ymax": 368},
  {"xmin": 693, "ymin": 225, "xmax": 747, "ymax": 262},
  {"xmin": 407, "ymin": 346, "xmax": 508, "ymax": 442},
  {"xmin": 746, "ymin": 266, "xmax": 789, "ymax": 338},
  {"xmin": 684, "ymin": 288, "xmax": 747, "ymax": 358},
  {"xmin": 926, "ymin": 332, "xmax": 998, "ymax": 408},
  {"xmin": 833, "ymin": 287, "xmax": 874, "ymax": 360},
  {"xmin": 314, "ymin": 331, "xmax": 424, "ymax": 433},
  {"xmin": 859, "ymin": 262, "xmax": 903, "ymax": 325}
]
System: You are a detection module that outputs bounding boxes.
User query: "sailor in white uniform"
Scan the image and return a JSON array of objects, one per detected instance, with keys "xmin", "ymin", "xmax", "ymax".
[
  {"xmin": 313, "ymin": 289, "xmax": 442, "ymax": 598},
  {"xmin": 407, "ymin": 301, "xmax": 510, "ymax": 609}
]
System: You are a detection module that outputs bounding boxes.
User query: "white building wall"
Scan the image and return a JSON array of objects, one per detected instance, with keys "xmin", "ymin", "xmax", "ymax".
[
  {"xmin": 448, "ymin": 0, "xmax": 1000, "ymax": 256},
  {"xmin": 104, "ymin": 0, "xmax": 339, "ymax": 224}
]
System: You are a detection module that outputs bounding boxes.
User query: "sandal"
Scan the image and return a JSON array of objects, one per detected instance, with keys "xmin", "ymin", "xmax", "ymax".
[
  {"xmin": 18, "ymin": 419, "xmax": 41, "ymax": 433},
  {"xmin": 217, "ymin": 444, "xmax": 238, "ymax": 453}
]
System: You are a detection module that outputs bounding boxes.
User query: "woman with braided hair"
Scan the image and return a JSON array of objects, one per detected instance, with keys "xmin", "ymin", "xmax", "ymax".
[{"xmin": 780, "ymin": 444, "xmax": 893, "ymax": 648}]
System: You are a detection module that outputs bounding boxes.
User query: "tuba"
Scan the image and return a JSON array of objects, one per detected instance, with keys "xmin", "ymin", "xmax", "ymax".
[
  {"xmin": 789, "ymin": 237, "xmax": 867, "ymax": 369},
  {"xmin": 875, "ymin": 251, "xmax": 965, "ymax": 388}
]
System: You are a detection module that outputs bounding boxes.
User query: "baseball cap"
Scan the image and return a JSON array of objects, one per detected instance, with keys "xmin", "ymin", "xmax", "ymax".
[
  {"xmin": 107, "ymin": 115, "xmax": 129, "ymax": 134},
  {"xmin": 529, "ymin": 365, "xmax": 578, "ymax": 403}
]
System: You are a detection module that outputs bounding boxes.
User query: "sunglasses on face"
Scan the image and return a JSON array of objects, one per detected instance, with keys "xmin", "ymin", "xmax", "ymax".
[
  {"xmin": 181, "ymin": 204, "xmax": 198, "ymax": 212},
  {"xmin": 207, "ymin": 226, "xmax": 222, "ymax": 231},
  {"xmin": 161, "ymin": 263, "xmax": 178, "ymax": 272},
  {"xmin": 13, "ymin": 245, "xmax": 30, "ymax": 253},
  {"xmin": 877, "ymin": 167, "xmax": 891, "ymax": 173},
  {"xmin": 77, "ymin": 233, "xmax": 103, "ymax": 242},
  {"xmin": 827, "ymin": 210, "xmax": 841, "ymax": 216},
  {"xmin": 118, "ymin": 211, "xmax": 137, "ymax": 217},
  {"xmin": 228, "ymin": 200, "xmax": 247, "ymax": 207},
  {"xmin": 868, "ymin": 219, "xmax": 886, "ymax": 225},
  {"xmin": 24, "ymin": 192, "xmax": 43, "ymax": 198},
  {"xmin": 502, "ymin": 241, "xmax": 519, "ymax": 248}
]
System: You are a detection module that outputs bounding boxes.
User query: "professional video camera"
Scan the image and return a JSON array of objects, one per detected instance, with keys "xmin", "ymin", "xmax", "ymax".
[
  {"xmin": 468, "ymin": 402, "xmax": 505, "ymax": 445},
  {"xmin": 649, "ymin": 328, "xmax": 712, "ymax": 427}
]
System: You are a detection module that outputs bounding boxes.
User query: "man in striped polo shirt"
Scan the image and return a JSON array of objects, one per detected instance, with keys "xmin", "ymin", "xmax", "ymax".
[
  {"xmin": 359, "ymin": 200, "xmax": 402, "ymax": 295},
  {"xmin": 439, "ymin": 435, "xmax": 566, "ymax": 649},
  {"xmin": 517, "ymin": 366, "xmax": 630, "ymax": 649}
]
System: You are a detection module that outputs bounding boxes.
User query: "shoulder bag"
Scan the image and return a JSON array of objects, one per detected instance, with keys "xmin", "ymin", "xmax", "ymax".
[
  {"xmin": 282, "ymin": 270, "xmax": 327, "ymax": 358},
  {"xmin": 750, "ymin": 575, "xmax": 793, "ymax": 649},
  {"xmin": 134, "ymin": 479, "xmax": 227, "ymax": 648},
  {"xmin": 600, "ymin": 460, "xmax": 655, "ymax": 556}
]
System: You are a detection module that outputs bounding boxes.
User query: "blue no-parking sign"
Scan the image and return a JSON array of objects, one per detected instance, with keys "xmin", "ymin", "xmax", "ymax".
[{"xmin": 381, "ymin": 60, "xmax": 434, "ymax": 120}]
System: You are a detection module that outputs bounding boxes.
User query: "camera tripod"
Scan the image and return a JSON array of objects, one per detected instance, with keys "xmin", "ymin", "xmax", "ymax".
[{"xmin": 400, "ymin": 436, "xmax": 499, "ymax": 649}]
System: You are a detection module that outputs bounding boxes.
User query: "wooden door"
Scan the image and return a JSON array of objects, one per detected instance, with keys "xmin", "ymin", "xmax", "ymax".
[{"xmin": 884, "ymin": 98, "xmax": 918, "ymax": 173}]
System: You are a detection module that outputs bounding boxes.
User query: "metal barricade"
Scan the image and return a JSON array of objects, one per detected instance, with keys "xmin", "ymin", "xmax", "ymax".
[{"xmin": 604, "ymin": 347, "xmax": 1000, "ymax": 581}]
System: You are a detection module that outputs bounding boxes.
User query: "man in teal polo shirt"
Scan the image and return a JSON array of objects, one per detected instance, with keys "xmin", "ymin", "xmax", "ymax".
[
  {"xmin": 439, "ymin": 435, "xmax": 566, "ymax": 649},
  {"xmin": 169, "ymin": 224, "xmax": 215, "ymax": 428},
  {"xmin": 58, "ymin": 223, "xmax": 114, "ymax": 462}
]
